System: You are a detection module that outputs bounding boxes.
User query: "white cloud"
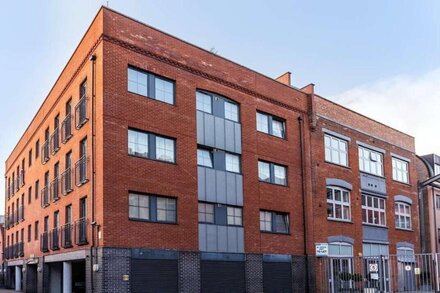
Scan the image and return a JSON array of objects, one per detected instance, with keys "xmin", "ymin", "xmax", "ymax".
[{"xmin": 331, "ymin": 68, "xmax": 440, "ymax": 155}]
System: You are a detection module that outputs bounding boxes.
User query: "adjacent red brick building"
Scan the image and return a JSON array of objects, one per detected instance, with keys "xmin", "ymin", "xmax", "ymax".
[{"xmin": 3, "ymin": 7, "xmax": 420, "ymax": 293}]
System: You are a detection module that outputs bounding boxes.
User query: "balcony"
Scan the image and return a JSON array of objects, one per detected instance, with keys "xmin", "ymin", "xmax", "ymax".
[
  {"xmin": 41, "ymin": 140, "xmax": 50, "ymax": 164},
  {"xmin": 49, "ymin": 228, "xmax": 60, "ymax": 250},
  {"xmin": 18, "ymin": 204, "xmax": 24, "ymax": 222},
  {"xmin": 50, "ymin": 127, "xmax": 60, "ymax": 154},
  {"xmin": 75, "ymin": 156, "xmax": 88, "ymax": 186},
  {"xmin": 17, "ymin": 242, "xmax": 24, "ymax": 257},
  {"xmin": 50, "ymin": 177, "xmax": 60, "ymax": 202},
  {"xmin": 41, "ymin": 186, "xmax": 50, "ymax": 208},
  {"xmin": 61, "ymin": 114, "xmax": 73, "ymax": 143},
  {"xmin": 61, "ymin": 223, "xmax": 73, "ymax": 248},
  {"xmin": 40, "ymin": 232, "xmax": 49, "ymax": 252},
  {"xmin": 74, "ymin": 218, "xmax": 88, "ymax": 245},
  {"xmin": 61, "ymin": 168, "xmax": 73, "ymax": 195},
  {"xmin": 75, "ymin": 96, "xmax": 88, "ymax": 129}
]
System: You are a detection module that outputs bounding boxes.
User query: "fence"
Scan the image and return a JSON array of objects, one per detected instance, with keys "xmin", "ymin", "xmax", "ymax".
[{"xmin": 315, "ymin": 253, "xmax": 440, "ymax": 292}]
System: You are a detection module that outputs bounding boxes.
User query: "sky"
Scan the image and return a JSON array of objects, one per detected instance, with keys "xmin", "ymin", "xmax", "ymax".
[{"xmin": 0, "ymin": 0, "xmax": 439, "ymax": 212}]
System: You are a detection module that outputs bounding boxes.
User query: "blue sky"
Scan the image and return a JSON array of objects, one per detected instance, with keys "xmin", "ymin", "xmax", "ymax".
[{"xmin": 0, "ymin": 0, "xmax": 439, "ymax": 211}]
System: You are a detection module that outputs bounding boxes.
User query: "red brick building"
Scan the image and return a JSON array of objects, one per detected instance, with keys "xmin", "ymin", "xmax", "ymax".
[{"xmin": 3, "ymin": 7, "xmax": 419, "ymax": 293}]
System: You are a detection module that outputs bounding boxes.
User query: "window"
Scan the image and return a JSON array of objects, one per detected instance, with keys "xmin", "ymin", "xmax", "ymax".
[
  {"xmin": 362, "ymin": 195, "xmax": 386, "ymax": 226},
  {"xmin": 128, "ymin": 67, "xmax": 175, "ymax": 105},
  {"xmin": 196, "ymin": 91, "xmax": 212, "ymax": 114},
  {"xmin": 65, "ymin": 205, "xmax": 72, "ymax": 224},
  {"xmin": 256, "ymin": 112, "xmax": 285, "ymax": 138},
  {"xmin": 80, "ymin": 197, "xmax": 87, "ymax": 219},
  {"xmin": 359, "ymin": 146, "xmax": 383, "ymax": 176},
  {"xmin": 35, "ymin": 140, "xmax": 40, "ymax": 159},
  {"xmin": 35, "ymin": 180, "xmax": 39, "ymax": 200},
  {"xmin": 328, "ymin": 242, "xmax": 353, "ymax": 257},
  {"xmin": 395, "ymin": 202, "xmax": 411, "ymax": 230},
  {"xmin": 259, "ymin": 210, "xmax": 289, "ymax": 234},
  {"xmin": 397, "ymin": 247, "xmax": 415, "ymax": 262},
  {"xmin": 128, "ymin": 193, "xmax": 177, "ymax": 224},
  {"xmin": 435, "ymin": 164, "xmax": 440, "ymax": 176},
  {"xmin": 225, "ymin": 153, "xmax": 240, "ymax": 173},
  {"xmin": 327, "ymin": 187, "xmax": 351, "ymax": 221},
  {"xmin": 198, "ymin": 203, "xmax": 215, "ymax": 223},
  {"xmin": 28, "ymin": 224, "xmax": 32, "ymax": 242},
  {"xmin": 197, "ymin": 149, "xmax": 213, "ymax": 167},
  {"xmin": 28, "ymin": 186, "xmax": 32, "ymax": 204},
  {"xmin": 324, "ymin": 134, "xmax": 348, "ymax": 166},
  {"xmin": 224, "ymin": 101, "xmax": 239, "ymax": 122},
  {"xmin": 258, "ymin": 160, "xmax": 287, "ymax": 186},
  {"xmin": 436, "ymin": 195, "xmax": 440, "ymax": 209},
  {"xmin": 392, "ymin": 157, "xmax": 409, "ymax": 183},
  {"xmin": 363, "ymin": 243, "xmax": 389, "ymax": 257},
  {"xmin": 157, "ymin": 197, "xmax": 177, "ymax": 223},
  {"xmin": 128, "ymin": 129, "xmax": 176, "ymax": 163},
  {"xmin": 29, "ymin": 149, "xmax": 32, "ymax": 167},
  {"xmin": 227, "ymin": 207, "xmax": 243, "ymax": 226}
]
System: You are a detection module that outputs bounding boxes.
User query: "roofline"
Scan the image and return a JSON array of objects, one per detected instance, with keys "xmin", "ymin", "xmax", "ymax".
[
  {"xmin": 314, "ymin": 93, "xmax": 415, "ymax": 139},
  {"xmin": 5, "ymin": 7, "xmax": 105, "ymax": 169}
]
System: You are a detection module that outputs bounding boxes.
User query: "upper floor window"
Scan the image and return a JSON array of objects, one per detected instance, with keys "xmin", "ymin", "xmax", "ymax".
[
  {"xmin": 435, "ymin": 164, "xmax": 440, "ymax": 175},
  {"xmin": 198, "ymin": 202, "xmax": 242, "ymax": 227},
  {"xmin": 258, "ymin": 160, "xmax": 287, "ymax": 186},
  {"xmin": 395, "ymin": 202, "xmax": 411, "ymax": 230},
  {"xmin": 128, "ymin": 67, "xmax": 175, "ymax": 105},
  {"xmin": 327, "ymin": 186, "xmax": 351, "ymax": 221},
  {"xmin": 392, "ymin": 157, "xmax": 409, "ymax": 183},
  {"xmin": 227, "ymin": 207, "xmax": 243, "ymax": 226},
  {"xmin": 197, "ymin": 147, "xmax": 241, "ymax": 173},
  {"xmin": 128, "ymin": 192, "xmax": 177, "ymax": 224},
  {"xmin": 362, "ymin": 194, "xmax": 386, "ymax": 226},
  {"xmin": 198, "ymin": 202, "xmax": 215, "ymax": 224},
  {"xmin": 260, "ymin": 210, "xmax": 289, "ymax": 234},
  {"xmin": 35, "ymin": 140, "xmax": 40, "ymax": 159},
  {"xmin": 359, "ymin": 146, "xmax": 383, "ymax": 176},
  {"xmin": 196, "ymin": 90, "xmax": 239, "ymax": 122},
  {"xmin": 436, "ymin": 195, "xmax": 440, "ymax": 209},
  {"xmin": 324, "ymin": 134, "xmax": 348, "ymax": 166},
  {"xmin": 128, "ymin": 129, "xmax": 175, "ymax": 163},
  {"xmin": 197, "ymin": 149, "xmax": 213, "ymax": 168},
  {"xmin": 29, "ymin": 149, "xmax": 32, "ymax": 167},
  {"xmin": 256, "ymin": 112, "xmax": 286, "ymax": 138}
]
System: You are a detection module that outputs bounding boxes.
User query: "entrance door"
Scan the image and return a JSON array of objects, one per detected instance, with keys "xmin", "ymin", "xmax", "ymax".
[
  {"xmin": 364, "ymin": 256, "xmax": 390, "ymax": 292},
  {"xmin": 330, "ymin": 258, "xmax": 353, "ymax": 293}
]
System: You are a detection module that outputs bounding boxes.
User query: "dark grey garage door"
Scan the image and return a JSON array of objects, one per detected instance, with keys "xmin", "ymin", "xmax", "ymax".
[
  {"xmin": 263, "ymin": 262, "xmax": 293, "ymax": 293},
  {"xmin": 131, "ymin": 259, "xmax": 178, "ymax": 293},
  {"xmin": 201, "ymin": 261, "xmax": 246, "ymax": 293}
]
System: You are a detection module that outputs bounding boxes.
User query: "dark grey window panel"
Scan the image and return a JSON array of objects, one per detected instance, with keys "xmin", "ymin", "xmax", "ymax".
[
  {"xmin": 197, "ymin": 111, "xmax": 242, "ymax": 154},
  {"xmin": 199, "ymin": 223, "xmax": 244, "ymax": 253},
  {"xmin": 200, "ymin": 252, "xmax": 245, "ymax": 261},
  {"xmin": 198, "ymin": 166, "xmax": 243, "ymax": 206},
  {"xmin": 131, "ymin": 248, "xmax": 178, "ymax": 260},
  {"xmin": 262, "ymin": 254, "xmax": 292, "ymax": 263},
  {"xmin": 394, "ymin": 195, "xmax": 413, "ymax": 205},
  {"xmin": 360, "ymin": 173, "xmax": 387, "ymax": 195},
  {"xmin": 326, "ymin": 178, "xmax": 353, "ymax": 191},
  {"xmin": 363, "ymin": 225, "xmax": 389, "ymax": 243},
  {"xmin": 327, "ymin": 235, "xmax": 355, "ymax": 245}
]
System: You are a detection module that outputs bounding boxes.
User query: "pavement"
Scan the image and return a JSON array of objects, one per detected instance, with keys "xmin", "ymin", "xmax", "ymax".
[{"xmin": 0, "ymin": 289, "xmax": 17, "ymax": 292}]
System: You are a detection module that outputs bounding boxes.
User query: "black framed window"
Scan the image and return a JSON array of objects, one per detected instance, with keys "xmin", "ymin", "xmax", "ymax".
[
  {"xmin": 197, "ymin": 147, "xmax": 241, "ymax": 173},
  {"xmin": 198, "ymin": 202, "xmax": 243, "ymax": 227},
  {"xmin": 34, "ymin": 221, "xmax": 39, "ymax": 240},
  {"xmin": 28, "ymin": 224, "xmax": 32, "ymax": 242},
  {"xmin": 128, "ymin": 129, "xmax": 176, "ymax": 163},
  {"xmin": 256, "ymin": 111, "xmax": 285, "ymax": 138},
  {"xmin": 128, "ymin": 192, "xmax": 177, "ymax": 224},
  {"xmin": 260, "ymin": 210, "xmax": 289, "ymax": 234},
  {"xmin": 258, "ymin": 160, "xmax": 287, "ymax": 185},
  {"xmin": 128, "ymin": 67, "xmax": 175, "ymax": 105},
  {"xmin": 196, "ymin": 90, "xmax": 239, "ymax": 122},
  {"xmin": 29, "ymin": 149, "xmax": 32, "ymax": 167},
  {"xmin": 198, "ymin": 202, "xmax": 215, "ymax": 223}
]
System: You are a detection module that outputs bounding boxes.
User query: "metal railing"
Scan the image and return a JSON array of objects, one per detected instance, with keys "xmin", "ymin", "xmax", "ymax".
[
  {"xmin": 75, "ymin": 96, "xmax": 88, "ymax": 129},
  {"xmin": 50, "ymin": 127, "xmax": 60, "ymax": 154},
  {"xmin": 61, "ymin": 114, "xmax": 72, "ymax": 143},
  {"xmin": 61, "ymin": 223, "xmax": 73, "ymax": 248},
  {"xmin": 19, "ymin": 169, "xmax": 25, "ymax": 187},
  {"xmin": 40, "ymin": 232, "xmax": 49, "ymax": 252},
  {"xmin": 75, "ymin": 156, "xmax": 88, "ymax": 186},
  {"xmin": 15, "ymin": 176, "xmax": 20, "ymax": 192},
  {"xmin": 74, "ymin": 218, "xmax": 88, "ymax": 245},
  {"xmin": 50, "ymin": 177, "xmax": 60, "ymax": 202},
  {"xmin": 49, "ymin": 228, "xmax": 60, "ymax": 250},
  {"xmin": 41, "ymin": 186, "xmax": 50, "ymax": 207},
  {"xmin": 41, "ymin": 140, "xmax": 50, "ymax": 163},
  {"xmin": 61, "ymin": 168, "xmax": 73, "ymax": 195},
  {"xmin": 18, "ymin": 204, "xmax": 24, "ymax": 221}
]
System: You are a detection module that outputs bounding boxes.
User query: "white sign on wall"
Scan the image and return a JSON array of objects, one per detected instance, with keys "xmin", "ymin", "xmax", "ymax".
[{"xmin": 315, "ymin": 243, "xmax": 329, "ymax": 257}]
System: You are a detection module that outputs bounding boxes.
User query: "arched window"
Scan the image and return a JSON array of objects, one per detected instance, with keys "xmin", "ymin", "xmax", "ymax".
[{"xmin": 328, "ymin": 242, "xmax": 353, "ymax": 257}]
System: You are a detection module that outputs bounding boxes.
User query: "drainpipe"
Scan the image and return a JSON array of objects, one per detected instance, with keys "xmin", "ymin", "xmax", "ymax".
[
  {"xmin": 89, "ymin": 53, "xmax": 97, "ymax": 293},
  {"xmin": 298, "ymin": 115, "xmax": 310, "ymax": 292},
  {"xmin": 432, "ymin": 188, "xmax": 439, "ymax": 253}
]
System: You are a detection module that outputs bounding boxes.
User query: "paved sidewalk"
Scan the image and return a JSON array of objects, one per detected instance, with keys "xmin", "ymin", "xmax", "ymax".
[{"xmin": 0, "ymin": 289, "xmax": 17, "ymax": 292}]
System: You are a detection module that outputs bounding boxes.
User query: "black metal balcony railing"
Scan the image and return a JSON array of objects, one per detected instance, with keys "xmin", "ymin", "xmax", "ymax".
[
  {"xmin": 61, "ymin": 223, "xmax": 73, "ymax": 248},
  {"xmin": 61, "ymin": 114, "xmax": 72, "ymax": 143},
  {"xmin": 74, "ymin": 218, "xmax": 88, "ymax": 245},
  {"xmin": 41, "ymin": 140, "xmax": 50, "ymax": 164},
  {"xmin": 61, "ymin": 168, "xmax": 73, "ymax": 195},
  {"xmin": 40, "ymin": 232, "xmax": 49, "ymax": 252},
  {"xmin": 15, "ymin": 176, "xmax": 20, "ymax": 192},
  {"xmin": 50, "ymin": 177, "xmax": 60, "ymax": 202},
  {"xmin": 75, "ymin": 96, "xmax": 88, "ymax": 129},
  {"xmin": 50, "ymin": 127, "xmax": 60, "ymax": 154},
  {"xmin": 17, "ymin": 242, "xmax": 24, "ymax": 257},
  {"xmin": 5, "ymin": 246, "xmax": 11, "ymax": 259},
  {"xmin": 18, "ymin": 204, "xmax": 24, "ymax": 222},
  {"xmin": 75, "ymin": 156, "xmax": 88, "ymax": 186},
  {"xmin": 41, "ymin": 186, "xmax": 50, "ymax": 207},
  {"xmin": 49, "ymin": 228, "xmax": 60, "ymax": 250}
]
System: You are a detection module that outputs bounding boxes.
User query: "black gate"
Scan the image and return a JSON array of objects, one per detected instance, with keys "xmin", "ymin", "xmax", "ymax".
[
  {"xmin": 263, "ymin": 261, "xmax": 293, "ymax": 293},
  {"xmin": 200, "ymin": 260, "xmax": 246, "ymax": 293},
  {"xmin": 131, "ymin": 259, "xmax": 178, "ymax": 293}
]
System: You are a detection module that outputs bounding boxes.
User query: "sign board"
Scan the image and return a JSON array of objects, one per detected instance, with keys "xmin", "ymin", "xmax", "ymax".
[
  {"xmin": 370, "ymin": 273, "xmax": 379, "ymax": 280},
  {"xmin": 315, "ymin": 243, "xmax": 329, "ymax": 257},
  {"xmin": 369, "ymin": 263, "xmax": 379, "ymax": 273},
  {"xmin": 415, "ymin": 268, "xmax": 421, "ymax": 275},
  {"xmin": 405, "ymin": 265, "xmax": 412, "ymax": 271}
]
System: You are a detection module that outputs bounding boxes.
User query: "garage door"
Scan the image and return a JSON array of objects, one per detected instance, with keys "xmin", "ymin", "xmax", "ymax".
[
  {"xmin": 131, "ymin": 259, "xmax": 178, "ymax": 293},
  {"xmin": 263, "ymin": 261, "xmax": 293, "ymax": 293},
  {"xmin": 201, "ymin": 261, "xmax": 246, "ymax": 293}
]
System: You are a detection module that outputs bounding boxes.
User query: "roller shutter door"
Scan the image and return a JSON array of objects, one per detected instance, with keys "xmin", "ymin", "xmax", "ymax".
[
  {"xmin": 201, "ymin": 261, "xmax": 245, "ymax": 293},
  {"xmin": 131, "ymin": 259, "xmax": 178, "ymax": 293},
  {"xmin": 263, "ymin": 261, "xmax": 293, "ymax": 293}
]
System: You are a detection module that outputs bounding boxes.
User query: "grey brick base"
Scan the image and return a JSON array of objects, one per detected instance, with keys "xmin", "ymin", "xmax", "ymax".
[
  {"xmin": 178, "ymin": 251, "xmax": 201, "ymax": 293},
  {"xmin": 94, "ymin": 247, "xmax": 131, "ymax": 293},
  {"xmin": 245, "ymin": 254, "xmax": 263, "ymax": 293}
]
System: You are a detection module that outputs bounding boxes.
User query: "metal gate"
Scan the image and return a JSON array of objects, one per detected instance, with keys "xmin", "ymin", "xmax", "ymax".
[{"xmin": 316, "ymin": 253, "xmax": 440, "ymax": 292}]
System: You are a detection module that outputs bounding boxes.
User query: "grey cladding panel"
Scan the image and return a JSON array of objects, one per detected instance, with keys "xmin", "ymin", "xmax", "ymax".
[
  {"xmin": 198, "ymin": 166, "xmax": 243, "ymax": 206},
  {"xmin": 197, "ymin": 111, "xmax": 242, "ymax": 154},
  {"xmin": 199, "ymin": 224, "xmax": 244, "ymax": 253},
  {"xmin": 363, "ymin": 225, "xmax": 389, "ymax": 243},
  {"xmin": 360, "ymin": 173, "xmax": 387, "ymax": 195}
]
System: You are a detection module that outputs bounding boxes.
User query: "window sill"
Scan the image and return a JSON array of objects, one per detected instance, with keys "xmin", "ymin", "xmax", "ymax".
[
  {"xmin": 359, "ymin": 171, "xmax": 386, "ymax": 179},
  {"xmin": 128, "ymin": 154, "xmax": 177, "ymax": 165},
  {"xmin": 257, "ymin": 130, "xmax": 287, "ymax": 141},
  {"xmin": 129, "ymin": 218, "xmax": 178, "ymax": 225},
  {"xmin": 392, "ymin": 180, "xmax": 412, "ymax": 187},
  {"xmin": 324, "ymin": 161, "xmax": 351, "ymax": 170},
  {"xmin": 258, "ymin": 180, "xmax": 288, "ymax": 187},
  {"xmin": 327, "ymin": 218, "xmax": 353, "ymax": 224},
  {"xmin": 260, "ymin": 231, "xmax": 290, "ymax": 236},
  {"xmin": 199, "ymin": 223, "xmax": 243, "ymax": 228},
  {"xmin": 128, "ymin": 90, "xmax": 176, "ymax": 107},
  {"xmin": 395, "ymin": 228, "xmax": 414, "ymax": 232}
]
